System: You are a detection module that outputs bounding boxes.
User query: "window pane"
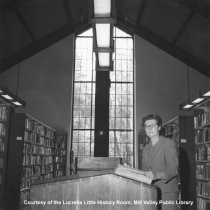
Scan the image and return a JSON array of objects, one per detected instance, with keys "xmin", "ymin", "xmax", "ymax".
[
  {"xmin": 114, "ymin": 28, "xmax": 132, "ymax": 38},
  {"xmin": 73, "ymin": 131, "xmax": 79, "ymax": 142},
  {"xmin": 109, "ymin": 118, "xmax": 115, "ymax": 129},
  {"xmin": 78, "ymin": 143, "xmax": 85, "ymax": 156},
  {"xmin": 109, "ymin": 28, "xmax": 134, "ymax": 166},
  {"xmin": 78, "ymin": 28, "xmax": 93, "ymax": 37},
  {"xmin": 72, "ymin": 28, "xmax": 134, "ymax": 166},
  {"xmin": 127, "ymin": 107, "xmax": 133, "ymax": 118},
  {"xmin": 72, "ymin": 29, "xmax": 96, "ymax": 159},
  {"xmin": 72, "ymin": 143, "xmax": 79, "ymax": 156},
  {"xmin": 78, "ymin": 131, "xmax": 85, "ymax": 142},
  {"xmin": 84, "ymin": 143, "xmax": 90, "ymax": 156},
  {"xmin": 91, "ymin": 143, "xmax": 94, "ymax": 156},
  {"xmin": 116, "ymin": 71, "xmax": 121, "ymax": 82},
  {"xmin": 109, "ymin": 106, "xmax": 115, "ymax": 117}
]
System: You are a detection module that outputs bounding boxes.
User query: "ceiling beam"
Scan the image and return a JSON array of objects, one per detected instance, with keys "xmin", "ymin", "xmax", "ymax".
[
  {"xmin": 117, "ymin": 15, "xmax": 210, "ymax": 78},
  {"xmin": 178, "ymin": 0, "xmax": 210, "ymax": 20},
  {"xmin": 172, "ymin": 10, "xmax": 195, "ymax": 44},
  {"xmin": 0, "ymin": 19, "xmax": 91, "ymax": 72},
  {"xmin": 10, "ymin": 6, "xmax": 36, "ymax": 42},
  {"xmin": 135, "ymin": 0, "xmax": 147, "ymax": 26}
]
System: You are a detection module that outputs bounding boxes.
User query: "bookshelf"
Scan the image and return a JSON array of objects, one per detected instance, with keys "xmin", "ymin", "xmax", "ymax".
[
  {"xmin": 163, "ymin": 115, "xmax": 197, "ymax": 210},
  {"xmin": 5, "ymin": 113, "xmax": 55, "ymax": 210},
  {"xmin": 53, "ymin": 132, "xmax": 67, "ymax": 177},
  {"xmin": 193, "ymin": 99, "xmax": 210, "ymax": 210},
  {"xmin": 0, "ymin": 103, "xmax": 13, "ymax": 210}
]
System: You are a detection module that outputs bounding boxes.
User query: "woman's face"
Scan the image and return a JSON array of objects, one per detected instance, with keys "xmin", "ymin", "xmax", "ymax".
[{"xmin": 144, "ymin": 119, "xmax": 161, "ymax": 138}]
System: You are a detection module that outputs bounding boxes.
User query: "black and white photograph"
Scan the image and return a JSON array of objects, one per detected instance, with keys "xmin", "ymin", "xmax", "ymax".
[{"xmin": 0, "ymin": 0, "xmax": 210, "ymax": 210}]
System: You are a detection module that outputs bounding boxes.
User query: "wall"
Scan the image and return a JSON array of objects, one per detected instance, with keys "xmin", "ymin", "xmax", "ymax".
[
  {"xmin": 0, "ymin": 33, "xmax": 210, "ymax": 170},
  {"xmin": 0, "ymin": 35, "xmax": 74, "ymax": 174},
  {"xmin": 135, "ymin": 35, "xmax": 210, "ymax": 131}
]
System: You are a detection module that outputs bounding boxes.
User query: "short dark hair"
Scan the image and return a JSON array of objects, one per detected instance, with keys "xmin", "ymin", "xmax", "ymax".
[{"xmin": 141, "ymin": 114, "xmax": 162, "ymax": 128}]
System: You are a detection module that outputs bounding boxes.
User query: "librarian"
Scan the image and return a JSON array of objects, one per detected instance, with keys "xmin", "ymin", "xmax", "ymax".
[{"xmin": 141, "ymin": 114, "xmax": 179, "ymax": 210}]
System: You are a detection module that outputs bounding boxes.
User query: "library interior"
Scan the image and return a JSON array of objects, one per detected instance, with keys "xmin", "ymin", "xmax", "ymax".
[{"xmin": 1, "ymin": 0, "xmax": 210, "ymax": 210}]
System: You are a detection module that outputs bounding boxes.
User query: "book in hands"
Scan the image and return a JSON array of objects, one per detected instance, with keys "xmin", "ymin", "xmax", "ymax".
[{"xmin": 114, "ymin": 165, "xmax": 153, "ymax": 185}]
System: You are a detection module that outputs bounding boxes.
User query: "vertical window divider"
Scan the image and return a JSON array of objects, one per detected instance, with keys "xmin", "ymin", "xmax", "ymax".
[{"xmin": 72, "ymin": 27, "xmax": 134, "ymax": 166}]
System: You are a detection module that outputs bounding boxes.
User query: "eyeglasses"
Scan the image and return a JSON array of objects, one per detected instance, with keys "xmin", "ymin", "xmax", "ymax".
[{"xmin": 144, "ymin": 123, "xmax": 157, "ymax": 130}]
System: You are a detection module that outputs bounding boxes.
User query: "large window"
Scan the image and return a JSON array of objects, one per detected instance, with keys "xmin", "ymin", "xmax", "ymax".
[
  {"xmin": 72, "ymin": 27, "xmax": 134, "ymax": 166},
  {"xmin": 72, "ymin": 29, "xmax": 95, "ymax": 157},
  {"xmin": 109, "ymin": 28, "xmax": 134, "ymax": 166}
]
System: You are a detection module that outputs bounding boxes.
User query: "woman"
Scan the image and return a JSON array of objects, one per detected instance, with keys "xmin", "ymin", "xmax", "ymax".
[{"xmin": 141, "ymin": 114, "xmax": 178, "ymax": 210}]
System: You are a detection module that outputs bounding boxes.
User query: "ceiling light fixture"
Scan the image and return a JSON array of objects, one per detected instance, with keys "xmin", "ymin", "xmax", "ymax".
[
  {"xmin": 183, "ymin": 104, "xmax": 194, "ymax": 109},
  {"xmin": 92, "ymin": 0, "xmax": 115, "ymax": 71},
  {"xmin": 192, "ymin": 97, "xmax": 204, "ymax": 104},
  {"xmin": 180, "ymin": 101, "xmax": 194, "ymax": 110},
  {"xmin": 0, "ymin": 85, "xmax": 25, "ymax": 107},
  {"xmin": 202, "ymin": 90, "xmax": 210, "ymax": 97},
  {"xmin": 180, "ymin": 89, "xmax": 210, "ymax": 110},
  {"xmin": 94, "ymin": 0, "xmax": 111, "ymax": 17}
]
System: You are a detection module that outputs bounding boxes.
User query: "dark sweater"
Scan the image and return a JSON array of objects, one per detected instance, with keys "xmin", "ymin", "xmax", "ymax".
[{"xmin": 142, "ymin": 136, "xmax": 179, "ymax": 193}]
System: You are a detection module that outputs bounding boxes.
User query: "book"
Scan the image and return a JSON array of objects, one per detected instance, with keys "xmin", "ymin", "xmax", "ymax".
[{"xmin": 114, "ymin": 165, "xmax": 152, "ymax": 184}]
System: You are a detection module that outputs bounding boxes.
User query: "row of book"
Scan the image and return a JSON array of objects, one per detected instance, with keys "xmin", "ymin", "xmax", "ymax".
[
  {"xmin": 55, "ymin": 135, "xmax": 66, "ymax": 148},
  {"xmin": 197, "ymin": 181, "xmax": 210, "ymax": 198},
  {"xmin": 0, "ymin": 122, "xmax": 6, "ymax": 153},
  {"xmin": 0, "ymin": 122, "xmax": 6, "ymax": 136},
  {"xmin": 55, "ymin": 150, "xmax": 66, "ymax": 156},
  {"xmin": 0, "ymin": 138, "xmax": 4, "ymax": 152},
  {"xmin": 165, "ymin": 131, "xmax": 179, "ymax": 144},
  {"xmin": 23, "ymin": 144, "xmax": 46, "ymax": 155},
  {"xmin": 195, "ymin": 128, "xmax": 210, "ymax": 143},
  {"xmin": 0, "ymin": 106, "xmax": 7, "ymax": 121},
  {"xmin": 197, "ymin": 198, "xmax": 210, "ymax": 210},
  {"xmin": 22, "ymin": 164, "xmax": 53, "ymax": 178},
  {"xmin": 163, "ymin": 122, "xmax": 178, "ymax": 135},
  {"xmin": 22, "ymin": 154, "xmax": 53, "ymax": 166},
  {"xmin": 196, "ymin": 164, "xmax": 210, "ymax": 179},
  {"xmin": 54, "ymin": 141, "xmax": 66, "ymax": 149},
  {"xmin": 195, "ymin": 145, "xmax": 210, "ymax": 161},
  {"xmin": 45, "ymin": 148, "xmax": 53, "ymax": 155},
  {"xmin": 54, "ymin": 171, "xmax": 65, "ymax": 177},
  {"xmin": 22, "ymin": 131, "xmax": 67, "ymax": 186},
  {"xmin": 54, "ymin": 162, "xmax": 65, "ymax": 170},
  {"xmin": 24, "ymin": 131, "xmax": 55, "ymax": 147},
  {"xmin": 23, "ymin": 144, "xmax": 54, "ymax": 155},
  {"xmin": 54, "ymin": 156, "xmax": 65, "ymax": 163},
  {"xmin": 25, "ymin": 118, "xmax": 55, "ymax": 139},
  {"xmin": 24, "ymin": 129, "xmax": 54, "ymax": 143},
  {"xmin": 0, "ymin": 157, "xmax": 3, "ymax": 168},
  {"xmin": 194, "ymin": 111, "xmax": 210, "ymax": 128},
  {"xmin": 0, "ymin": 161, "xmax": 3, "ymax": 183},
  {"xmin": 21, "ymin": 172, "xmax": 53, "ymax": 189},
  {"xmin": 54, "ymin": 134, "xmax": 66, "ymax": 177}
]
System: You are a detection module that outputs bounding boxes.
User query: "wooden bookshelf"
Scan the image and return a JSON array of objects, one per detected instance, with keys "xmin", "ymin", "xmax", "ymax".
[
  {"xmin": 4, "ymin": 113, "xmax": 55, "ymax": 210},
  {"xmin": 193, "ymin": 99, "xmax": 210, "ymax": 210},
  {"xmin": 53, "ymin": 132, "xmax": 67, "ymax": 177},
  {"xmin": 0, "ymin": 103, "xmax": 13, "ymax": 210},
  {"xmin": 163, "ymin": 115, "xmax": 197, "ymax": 210}
]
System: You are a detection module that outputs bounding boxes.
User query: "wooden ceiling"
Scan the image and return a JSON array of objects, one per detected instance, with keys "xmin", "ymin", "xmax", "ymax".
[{"xmin": 1, "ymin": 0, "xmax": 210, "ymax": 77}]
